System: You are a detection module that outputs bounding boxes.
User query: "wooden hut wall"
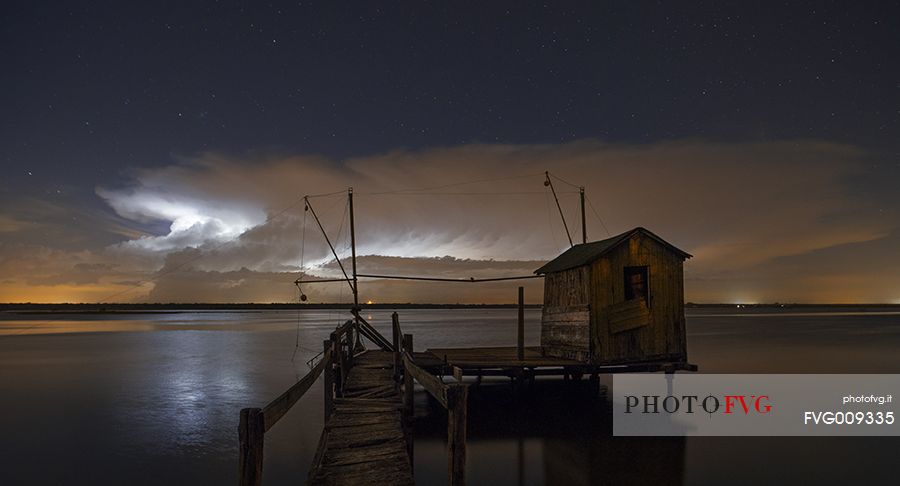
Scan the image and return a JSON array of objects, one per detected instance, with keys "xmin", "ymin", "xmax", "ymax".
[
  {"xmin": 590, "ymin": 233, "xmax": 687, "ymax": 363},
  {"xmin": 541, "ymin": 266, "xmax": 592, "ymax": 360}
]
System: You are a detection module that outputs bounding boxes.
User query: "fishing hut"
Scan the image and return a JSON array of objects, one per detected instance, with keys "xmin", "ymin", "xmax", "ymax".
[{"xmin": 536, "ymin": 226, "xmax": 691, "ymax": 365}]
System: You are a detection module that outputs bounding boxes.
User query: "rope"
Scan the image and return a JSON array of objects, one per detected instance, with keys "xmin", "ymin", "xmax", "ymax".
[
  {"xmin": 363, "ymin": 171, "xmax": 546, "ymax": 196},
  {"xmin": 548, "ymin": 171, "xmax": 581, "ymax": 189},
  {"xmin": 586, "ymin": 194, "xmax": 612, "ymax": 237},
  {"xmin": 291, "ymin": 206, "xmax": 309, "ymax": 362},
  {"xmin": 363, "ymin": 190, "xmax": 577, "ymax": 196},
  {"xmin": 545, "ymin": 190, "xmax": 560, "ymax": 249}
]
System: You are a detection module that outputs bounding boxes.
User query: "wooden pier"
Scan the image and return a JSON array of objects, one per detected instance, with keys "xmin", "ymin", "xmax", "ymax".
[
  {"xmin": 307, "ymin": 350, "xmax": 413, "ymax": 486},
  {"xmin": 237, "ymin": 309, "xmax": 694, "ymax": 486},
  {"xmin": 238, "ymin": 314, "xmax": 470, "ymax": 486}
]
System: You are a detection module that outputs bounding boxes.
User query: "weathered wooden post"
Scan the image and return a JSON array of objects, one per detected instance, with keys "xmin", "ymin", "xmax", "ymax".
[
  {"xmin": 330, "ymin": 331, "xmax": 343, "ymax": 397},
  {"xmin": 238, "ymin": 407, "xmax": 265, "ymax": 486},
  {"xmin": 403, "ymin": 333, "xmax": 414, "ymax": 416},
  {"xmin": 400, "ymin": 331, "xmax": 415, "ymax": 472},
  {"xmin": 447, "ymin": 383, "xmax": 468, "ymax": 486},
  {"xmin": 392, "ymin": 312, "xmax": 401, "ymax": 382},
  {"xmin": 323, "ymin": 340, "xmax": 334, "ymax": 419},
  {"xmin": 517, "ymin": 286, "xmax": 524, "ymax": 361}
]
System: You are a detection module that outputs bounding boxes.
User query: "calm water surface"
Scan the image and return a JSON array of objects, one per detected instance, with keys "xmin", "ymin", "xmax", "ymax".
[{"xmin": 2, "ymin": 308, "xmax": 900, "ymax": 485}]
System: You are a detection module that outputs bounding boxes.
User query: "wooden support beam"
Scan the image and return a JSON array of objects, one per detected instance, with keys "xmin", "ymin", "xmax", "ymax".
[
  {"xmin": 392, "ymin": 312, "xmax": 401, "ymax": 382},
  {"xmin": 324, "ymin": 340, "xmax": 334, "ymax": 419},
  {"xmin": 517, "ymin": 286, "xmax": 524, "ymax": 361},
  {"xmin": 447, "ymin": 384, "xmax": 468, "ymax": 486},
  {"xmin": 403, "ymin": 350, "xmax": 448, "ymax": 408},
  {"xmin": 331, "ymin": 332, "xmax": 343, "ymax": 398},
  {"xmin": 352, "ymin": 309, "xmax": 395, "ymax": 350},
  {"xmin": 403, "ymin": 334, "xmax": 414, "ymax": 417},
  {"xmin": 238, "ymin": 407, "xmax": 264, "ymax": 486}
]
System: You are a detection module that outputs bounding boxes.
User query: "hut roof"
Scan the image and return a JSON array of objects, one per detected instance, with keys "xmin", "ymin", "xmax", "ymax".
[{"xmin": 534, "ymin": 227, "xmax": 692, "ymax": 274}]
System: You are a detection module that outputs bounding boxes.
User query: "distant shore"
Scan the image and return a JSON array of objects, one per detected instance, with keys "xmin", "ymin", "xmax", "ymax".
[
  {"xmin": 1, "ymin": 302, "xmax": 899, "ymax": 314},
  {"xmin": 0, "ymin": 302, "xmax": 542, "ymax": 314}
]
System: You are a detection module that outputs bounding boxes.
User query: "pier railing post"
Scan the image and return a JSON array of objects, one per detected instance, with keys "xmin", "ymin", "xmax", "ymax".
[
  {"xmin": 447, "ymin": 383, "xmax": 468, "ymax": 486},
  {"xmin": 403, "ymin": 334, "xmax": 415, "ymax": 414},
  {"xmin": 323, "ymin": 340, "xmax": 334, "ymax": 419},
  {"xmin": 392, "ymin": 312, "xmax": 401, "ymax": 382},
  {"xmin": 403, "ymin": 333, "xmax": 414, "ymax": 416},
  {"xmin": 517, "ymin": 286, "xmax": 524, "ymax": 361},
  {"xmin": 238, "ymin": 407, "xmax": 264, "ymax": 486},
  {"xmin": 330, "ymin": 332, "xmax": 343, "ymax": 397}
]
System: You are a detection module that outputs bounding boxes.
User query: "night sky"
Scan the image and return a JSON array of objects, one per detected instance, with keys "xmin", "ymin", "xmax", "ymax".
[{"xmin": 2, "ymin": 1, "xmax": 899, "ymax": 303}]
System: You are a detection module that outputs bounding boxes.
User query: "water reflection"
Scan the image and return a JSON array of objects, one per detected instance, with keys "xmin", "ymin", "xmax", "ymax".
[
  {"xmin": 412, "ymin": 379, "xmax": 686, "ymax": 485},
  {"xmin": 2, "ymin": 308, "xmax": 900, "ymax": 485}
]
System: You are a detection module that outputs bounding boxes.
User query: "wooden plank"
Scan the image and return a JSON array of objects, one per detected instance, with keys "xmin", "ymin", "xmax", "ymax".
[
  {"xmin": 327, "ymin": 414, "xmax": 398, "ymax": 429},
  {"xmin": 261, "ymin": 349, "xmax": 330, "ymax": 431},
  {"xmin": 542, "ymin": 304, "xmax": 590, "ymax": 317},
  {"xmin": 541, "ymin": 304, "xmax": 590, "ymax": 359},
  {"xmin": 333, "ymin": 397, "xmax": 402, "ymax": 408},
  {"xmin": 403, "ymin": 351, "xmax": 448, "ymax": 408},
  {"xmin": 325, "ymin": 428, "xmax": 405, "ymax": 450},
  {"xmin": 608, "ymin": 298, "xmax": 652, "ymax": 334}
]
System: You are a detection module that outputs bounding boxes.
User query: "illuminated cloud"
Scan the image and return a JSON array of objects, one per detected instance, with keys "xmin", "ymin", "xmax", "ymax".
[
  {"xmin": 96, "ymin": 185, "xmax": 267, "ymax": 251},
  {"xmin": 1, "ymin": 139, "xmax": 896, "ymax": 303}
]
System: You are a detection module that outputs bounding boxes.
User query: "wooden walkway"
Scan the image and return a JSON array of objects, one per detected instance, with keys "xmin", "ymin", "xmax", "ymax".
[{"xmin": 307, "ymin": 350, "xmax": 414, "ymax": 486}]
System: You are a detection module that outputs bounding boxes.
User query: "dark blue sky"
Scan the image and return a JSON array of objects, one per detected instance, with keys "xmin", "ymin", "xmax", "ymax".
[{"xmin": 3, "ymin": 1, "xmax": 897, "ymax": 183}]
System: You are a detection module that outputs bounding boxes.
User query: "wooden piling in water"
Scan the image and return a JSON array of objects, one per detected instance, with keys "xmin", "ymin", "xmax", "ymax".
[
  {"xmin": 238, "ymin": 407, "xmax": 264, "ymax": 486},
  {"xmin": 447, "ymin": 383, "xmax": 468, "ymax": 486}
]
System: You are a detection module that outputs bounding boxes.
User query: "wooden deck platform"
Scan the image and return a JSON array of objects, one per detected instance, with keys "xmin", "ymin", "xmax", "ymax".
[
  {"xmin": 419, "ymin": 346, "xmax": 697, "ymax": 376},
  {"xmin": 420, "ymin": 346, "xmax": 583, "ymax": 369},
  {"xmin": 308, "ymin": 351, "xmax": 414, "ymax": 486}
]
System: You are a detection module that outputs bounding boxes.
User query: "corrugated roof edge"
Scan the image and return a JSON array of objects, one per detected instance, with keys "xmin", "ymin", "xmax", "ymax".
[{"xmin": 533, "ymin": 227, "xmax": 692, "ymax": 275}]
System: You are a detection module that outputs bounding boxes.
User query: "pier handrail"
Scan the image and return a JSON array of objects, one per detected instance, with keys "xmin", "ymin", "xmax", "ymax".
[
  {"xmin": 393, "ymin": 312, "xmax": 469, "ymax": 486},
  {"xmin": 403, "ymin": 351, "xmax": 449, "ymax": 407},
  {"xmin": 261, "ymin": 351, "xmax": 331, "ymax": 431},
  {"xmin": 330, "ymin": 319, "xmax": 356, "ymax": 396},
  {"xmin": 239, "ymin": 318, "xmax": 358, "ymax": 486}
]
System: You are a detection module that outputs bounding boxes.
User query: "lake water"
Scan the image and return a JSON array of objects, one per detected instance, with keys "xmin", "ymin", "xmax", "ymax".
[{"xmin": 2, "ymin": 308, "xmax": 900, "ymax": 485}]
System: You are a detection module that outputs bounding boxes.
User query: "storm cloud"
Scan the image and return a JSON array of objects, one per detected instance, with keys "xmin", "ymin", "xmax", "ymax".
[{"xmin": 1, "ymin": 139, "xmax": 896, "ymax": 303}]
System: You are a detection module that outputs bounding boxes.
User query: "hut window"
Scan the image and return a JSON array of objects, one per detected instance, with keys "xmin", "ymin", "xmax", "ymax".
[{"xmin": 624, "ymin": 266, "xmax": 649, "ymax": 304}]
